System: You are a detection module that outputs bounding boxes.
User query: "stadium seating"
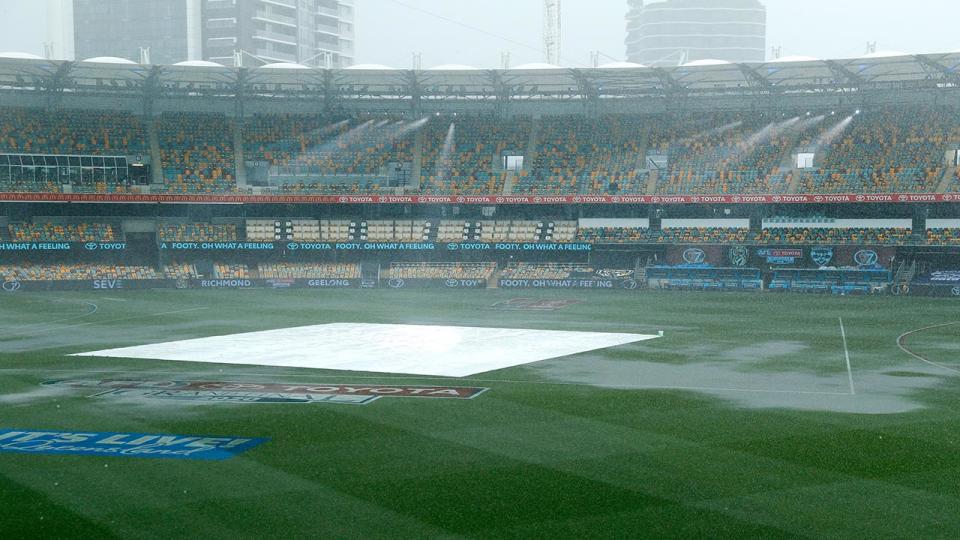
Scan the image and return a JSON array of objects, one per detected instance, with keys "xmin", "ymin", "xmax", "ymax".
[
  {"xmin": 386, "ymin": 263, "xmax": 496, "ymax": 279},
  {"xmin": 654, "ymin": 228, "xmax": 750, "ymax": 244},
  {"xmin": 420, "ymin": 116, "xmax": 529, "ymax": 195},
  {"xmin": 162, "ymin": 263, "xmax": 198, "ymax": 279},
  {"xmin": 214, "ymin": 263, "xmax": 249, "ymax": 279},
  {"xmin": 244, "ymin": 114, "xmax": 413, "ymax": 193},
  {"xmin": 1, "ymin": 106, "xmax": 958, "ymax": 197},
  {"xmin": 756, "ymin": 228, "xmax": 911, "ymax": 245},
  {"xmin": 258, "ymin": 263, "xmax": 360, "ymax": 279},
  {"xmin": 158, "ymin": 223, "xmax": 238, "ymax": 242},
  {"xmin": 518, "ymin": 115, "xmax": 647, "ymax": 195},
  {"xmin": 0, "ymin": 108, "xmax": 146, "ymax": 156},
  {"xmin": 158, "ymin": 112, "xmax": 236, "ymax": 193},
  {"xmin": 926, "ymin": 229, "xmax": 960, "ymax": 245},
  {"xmin": 798, "ymin": 107, "xmax": 958, "ymax": 194},
  {"xmin": 577, "ymin": 227, "xmax": 648, "ymax": 243},
  {"xmin": 500, "ymin": 263, "xmax": 593, "ymax": 280},
  {"xmin": 0, "ymin": 263, "xmax": 157, "ymax": 281},
  {"xmin": 9, "ymin": 222, "xmax": 115, "ymax": 242}
]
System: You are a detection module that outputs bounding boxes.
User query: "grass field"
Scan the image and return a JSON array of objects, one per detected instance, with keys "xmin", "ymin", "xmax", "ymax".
[{"xmin": 1, "ymin": 288, "xmax": 959, "ymax": 538}]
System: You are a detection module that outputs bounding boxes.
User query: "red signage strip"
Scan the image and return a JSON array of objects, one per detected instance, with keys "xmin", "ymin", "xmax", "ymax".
[{"xmin": 1, "ymin": 192, "xmax": 957, "ymax": 205}]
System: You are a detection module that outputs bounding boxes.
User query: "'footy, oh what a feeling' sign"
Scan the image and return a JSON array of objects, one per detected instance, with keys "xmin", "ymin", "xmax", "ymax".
[{"xmin": 0, "ymin": 429, "xmax": 267, "ymax": 461}]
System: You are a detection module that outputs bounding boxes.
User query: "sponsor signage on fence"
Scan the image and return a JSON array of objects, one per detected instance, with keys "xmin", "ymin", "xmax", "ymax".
[
  {"xmin": 490, "ymin": 298, "xmax": 581, "ymax": 311},
  {"xmin": 382, "ymin": 278, "xmax": 487, "ymax": 289},
  {"xmin": 160, "ymin": 241, "xmax": 591, "ymax": 252},
  {"xmin": 0, "ymin": 242, "xmax": 127, "ymax": 252},
  {"xmin": 4, "ymin": 279, "xmax": 176, "ymax": 292},
  {"xmin": 498, "ymin": 278, "xmax": 638, "ymax": 289},
  {"xmin": 757, "ymin": 248, "xmax": 803, "ymax": 265},
  {"xmin": 0, "ymin": 428, "xmax": 266, "ymax": 461},
  {"xmin": 3, "ymin": 192, "xmax": 959, "ymax": 205},
  {"xmin": 43, "ymin": 379, "xmax": 488, "ymax": 405},
  {"xmin": 445, "ymin": 242, "xmax": 592, "ymax": 252}
]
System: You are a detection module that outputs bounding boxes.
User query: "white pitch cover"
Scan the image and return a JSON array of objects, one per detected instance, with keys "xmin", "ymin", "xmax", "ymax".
[{"xmin": 72, "ymin": 323, "xmax": 658, "ymax": 377}]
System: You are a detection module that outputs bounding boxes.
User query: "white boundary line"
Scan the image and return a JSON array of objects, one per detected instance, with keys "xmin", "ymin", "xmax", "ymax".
[
  {"xmin": 0, "ymin": 368, "xmax": 854, "ymax": 396},
  {"xmin": 896, "ymin": 322, "xmax": 960, "ymax": 375},
  {"xmin": 3, "ymin": 306, "xmax": 210, "ymax": 338},
  {"xmin": 1, "ymin": 299, "xmax": 99, "ymax": 337},
  {"xmin": 839, "ymin": 317, "xmax": 856, "ymax": 395}
]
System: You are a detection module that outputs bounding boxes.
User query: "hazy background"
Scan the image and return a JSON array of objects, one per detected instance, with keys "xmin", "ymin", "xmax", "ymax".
[{"xmin": 1, "ymin": 0, "xmax": 957, "ymax": 67}]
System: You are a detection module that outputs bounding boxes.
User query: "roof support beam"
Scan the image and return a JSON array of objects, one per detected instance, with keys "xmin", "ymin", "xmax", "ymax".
[
  {"xmin": 825, "ymin": 60, "xmax": 864, "ymax": 87},
  {"xmin": 738, "ymin": 64, "xmax": 773, "ymax": 92},
  {"xmin": 914, "ymin": 54, "xmax": 960, "ymax": 85},
  {"xmin": 651, "ymin": 68, "xmax": 682, "ymax": 96}
]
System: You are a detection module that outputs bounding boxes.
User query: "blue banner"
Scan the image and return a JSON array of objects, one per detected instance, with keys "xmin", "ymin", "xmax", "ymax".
[
  {"xmin": 0, "ymin": 429, "xmax": 267, "ymax": 461},
  {"xmin": 158, "ymin": 241, "xmax": 592, "ymax": 252},
  {"xmin": 0, "ymin": 242, "xmax": 127, "ymax": 252}
]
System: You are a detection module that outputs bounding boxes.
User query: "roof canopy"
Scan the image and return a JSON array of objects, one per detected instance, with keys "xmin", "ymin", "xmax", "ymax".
[{"xmin": 0, "ymin": 51, "xmax": 955, "ymax": 103}]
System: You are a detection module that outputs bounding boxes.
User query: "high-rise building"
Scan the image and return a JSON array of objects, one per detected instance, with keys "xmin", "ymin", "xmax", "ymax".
[
  {"xmin": 72, "ymin": 0, "xmax": 191, "ymax": 65},
  {"xmin": 202, "ymin": 0, "xmax": 355, "ymax": 67},
  {"xmin": 53, "ymin": 0, "xmax": 354, "ymax": 67},
  {"xmin": 625, "ymin": 0, "xmax": 766, "ymax": 66}
]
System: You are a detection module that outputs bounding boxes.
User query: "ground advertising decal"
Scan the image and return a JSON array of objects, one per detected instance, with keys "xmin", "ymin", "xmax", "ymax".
[
  {"xmin": 0, "ymin": 429, "xmax": 266, "ymax": 461},
  {"xmin": 2, "ymin": 192, "xmax": 958, "ymax": 205},
  {"xmin": 42, "ymin": 379, "xmax": 489, "ymax": 406}
]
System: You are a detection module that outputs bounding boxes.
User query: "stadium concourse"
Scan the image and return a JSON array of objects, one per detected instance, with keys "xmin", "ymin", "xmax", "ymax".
[{"xmin": 3, "ymin": 53, "xmax": 960, "ymax": 537}]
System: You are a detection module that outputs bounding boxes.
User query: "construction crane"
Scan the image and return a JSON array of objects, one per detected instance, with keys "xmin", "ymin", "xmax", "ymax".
[{"xmin": 543, "ymin": 0, "xmax": 561, "ymax": 65}]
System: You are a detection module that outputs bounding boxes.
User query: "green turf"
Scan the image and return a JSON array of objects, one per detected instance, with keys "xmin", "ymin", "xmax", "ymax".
[{"xmin": 1, "ymin": 289, "xmax": 959, "ymax": 539}]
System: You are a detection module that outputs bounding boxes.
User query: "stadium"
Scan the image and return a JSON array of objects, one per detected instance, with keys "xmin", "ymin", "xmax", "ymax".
[{"xmin": 2, "ymin": 48, "xmax": 960, "ymax": 537}]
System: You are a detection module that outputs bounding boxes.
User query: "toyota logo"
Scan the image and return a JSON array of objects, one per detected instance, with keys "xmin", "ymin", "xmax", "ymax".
[
  {"xmin": 621, "ymin": 279, "xmax": 638, "ymax": 290},
  {"xmin": 447, "ymin": 243, "xmax": 459, "ymax": 250},
  {"xmin": 287, "ymin": 242, "xmax": 299, "ymax": 250},
  {"xmin": 388, "ymin": 278, "xmax": 405, "ymax": 289},
  {"xmin": 85, "ymin": 242, "xmax": 98, "ymax": 251},
  {"xmin": 445, "ymin": 279, "xmax": 459, "ymax": 288},
  {"xmin": 952, "ymin": 286, "xmax": 960, "ymax": 297},
  {"xmin": 2, "ymin": 280, "xmax": 21, "ymax": 292}
]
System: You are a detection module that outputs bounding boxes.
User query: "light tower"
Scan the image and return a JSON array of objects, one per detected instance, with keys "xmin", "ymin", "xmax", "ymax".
[{"xmin": 543, "ymin": 0, "xmax": 561, "ymax": 65}]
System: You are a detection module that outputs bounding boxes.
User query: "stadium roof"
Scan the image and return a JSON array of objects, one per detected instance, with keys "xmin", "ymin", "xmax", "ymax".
[{"xmin": 0, "ymin": 51, "xmax": 956, "ymax": 105}]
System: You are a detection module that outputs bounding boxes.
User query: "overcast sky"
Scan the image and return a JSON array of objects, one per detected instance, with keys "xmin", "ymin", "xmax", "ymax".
[{"xmin": 1, "ymin": 0, "xmax": 957, "ymax": 67}]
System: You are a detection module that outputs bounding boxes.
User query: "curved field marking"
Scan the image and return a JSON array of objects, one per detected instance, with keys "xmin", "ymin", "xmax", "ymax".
[
  {"xmin": 2, "ymin": 306, "xmax": 209, "ymax": 339},
  {"xmin": 2, "ymin": 299, "xmax": 99, "ymax": 337},
  {"xmin": 896, "ymin": 321, "xmax": 960, "ymax": 375}
]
